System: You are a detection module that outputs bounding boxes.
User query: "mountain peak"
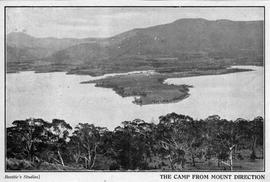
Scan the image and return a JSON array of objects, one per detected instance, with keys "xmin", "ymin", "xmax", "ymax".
[{"xmin": 172, "ymin": 18, "xmax": 209, "ymax": 24}]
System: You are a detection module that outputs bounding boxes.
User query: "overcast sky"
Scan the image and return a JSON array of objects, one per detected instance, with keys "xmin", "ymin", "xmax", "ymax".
[{"xmin": 6, "ymin": 7, "xmax": 264, "ymax": 38}]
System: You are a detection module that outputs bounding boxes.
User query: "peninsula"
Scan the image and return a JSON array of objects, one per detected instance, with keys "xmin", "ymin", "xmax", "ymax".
[{"xmin": 83, "ymin": 67, "xmax": 252, "ymax": 105}]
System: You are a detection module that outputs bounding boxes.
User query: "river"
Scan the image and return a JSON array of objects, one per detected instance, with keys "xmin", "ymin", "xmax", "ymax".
[{"xmin": 6, "ymin": 66, "xmax": 264, "ymax": 130}]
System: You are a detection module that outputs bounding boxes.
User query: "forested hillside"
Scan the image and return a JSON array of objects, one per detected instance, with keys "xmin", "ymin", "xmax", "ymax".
[
  {"xmin": 6, "ymin": 113, "xmax": 264, "ymax": 171},
  {"xmin": 7, "ymin": 19, "xmax": 263, "ymax": 75}
]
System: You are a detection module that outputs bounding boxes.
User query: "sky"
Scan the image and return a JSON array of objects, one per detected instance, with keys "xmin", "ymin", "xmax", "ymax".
[{"xmin": 6, "ymin": 7, "xmax": 264, "ymax": 38}]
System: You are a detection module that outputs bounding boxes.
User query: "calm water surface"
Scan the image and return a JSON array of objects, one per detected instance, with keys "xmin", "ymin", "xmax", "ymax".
[{"xmin": 6, "ymin": 66, "xmax": 264, "ymax": 130}]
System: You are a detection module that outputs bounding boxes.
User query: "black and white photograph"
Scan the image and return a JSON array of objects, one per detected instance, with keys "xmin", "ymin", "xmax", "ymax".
[{"xmin": 4, "ymin": 5, "xmax": 265, "ymax": 173}]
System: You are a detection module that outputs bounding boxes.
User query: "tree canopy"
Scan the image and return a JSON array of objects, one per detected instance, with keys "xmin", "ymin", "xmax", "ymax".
[{"xmin": 6, "ymin": 113, "xmax": 264, "ymax": 171}]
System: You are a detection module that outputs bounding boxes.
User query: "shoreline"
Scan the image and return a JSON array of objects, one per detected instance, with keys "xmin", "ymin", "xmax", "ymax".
[
  {"xmin": 6, "ymin": 64, "xmax": 261, "ymax": 77},
  {"xmin": 6, "ymin": 66, "xmax": 257, "ymax": 106}
]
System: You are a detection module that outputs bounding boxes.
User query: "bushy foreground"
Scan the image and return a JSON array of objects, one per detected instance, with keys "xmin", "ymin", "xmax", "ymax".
[{"xmin": 6, "ymin": 113, "xmax": 263, "ymax": 171}]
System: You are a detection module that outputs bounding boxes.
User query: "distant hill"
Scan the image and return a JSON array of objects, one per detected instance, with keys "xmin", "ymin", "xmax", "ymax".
[
  {"xmin": 6, "ymin": 32, "xmax": 99, "ymax": 61},
  {"xmin": 6, "ymin": 18, "xmax": 263, "ymax": 75}
]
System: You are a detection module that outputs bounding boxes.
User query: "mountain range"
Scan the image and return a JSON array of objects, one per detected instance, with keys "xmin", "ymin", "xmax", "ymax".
[{"xmin": 6, "ymin": 18, "xmax": 263, "ymax": 75}]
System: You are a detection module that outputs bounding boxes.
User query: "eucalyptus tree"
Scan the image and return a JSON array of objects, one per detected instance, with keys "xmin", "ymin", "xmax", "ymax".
[
  {"xmin": 185, "ymin": 120, "xmax": 207, "ymax": 167},
  {"xmin": 7, "ymin": 118, "xmax": 52, "ymax": 162},
  {"xmin": 111, "ymin": 119, "xmax": 155, "ymax": 170},
  {"xmin": 49, "ymin": 119, "xmax": 72, "ymax": 166},
  {"xmin": 157, "ymin": 113, "xmax": 195, "ymax": 170},
  {"xmin": 248, "ymin": 116, "xmax": 264, "ymax": 159},
  {"xmin": 72, "ymin": 123, "xmax": 108, "ymax": 169}
]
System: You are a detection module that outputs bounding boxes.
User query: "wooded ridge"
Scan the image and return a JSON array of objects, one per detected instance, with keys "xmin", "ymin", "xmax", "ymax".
[{"xmin": 6, "ymin": 113, "xmax": 264, "ymax": 171}]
